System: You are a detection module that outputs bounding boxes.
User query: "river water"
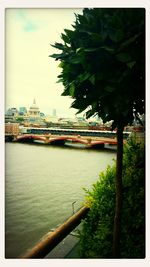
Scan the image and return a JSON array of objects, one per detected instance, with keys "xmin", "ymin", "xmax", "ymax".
[{"xmin": 5, "ymin": 142, "xmax": 116, "ymax": 258}]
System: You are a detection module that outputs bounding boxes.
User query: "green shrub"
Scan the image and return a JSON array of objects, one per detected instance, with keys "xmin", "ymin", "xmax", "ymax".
[{"xmin": 79, "ymin": 136, "xmax": 145, "ymax": 258}]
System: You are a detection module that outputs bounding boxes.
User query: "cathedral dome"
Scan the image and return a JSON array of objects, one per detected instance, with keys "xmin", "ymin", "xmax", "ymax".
[{"xmin": 29, "ymin": 99, "xmax": 40, "ymax": 116}]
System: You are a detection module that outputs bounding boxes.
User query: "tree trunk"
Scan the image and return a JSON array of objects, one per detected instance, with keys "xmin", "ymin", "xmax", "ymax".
[{"xmin": 112, "ymin": 122, "xmax": 124, "ymax": 258}]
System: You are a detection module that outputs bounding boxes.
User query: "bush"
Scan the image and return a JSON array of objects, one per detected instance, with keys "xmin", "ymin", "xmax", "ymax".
[{"xmin": 79, "ymin": 136, "xmax": 145, "ymax": 258}]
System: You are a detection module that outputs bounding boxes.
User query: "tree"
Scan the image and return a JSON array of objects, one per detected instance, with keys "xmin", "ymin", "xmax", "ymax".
[
  {"xmin": 50, "ymin": 8, "xmax": 145, "ymax": 257},
  {"xmin": 16, "ymin": 117, "xmax": 24, "ymax": 122}
]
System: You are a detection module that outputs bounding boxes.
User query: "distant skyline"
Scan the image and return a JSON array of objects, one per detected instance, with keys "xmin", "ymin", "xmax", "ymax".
[{"xmin": 5, "ymin": 8, "xmax": 83, "ymax": 117}]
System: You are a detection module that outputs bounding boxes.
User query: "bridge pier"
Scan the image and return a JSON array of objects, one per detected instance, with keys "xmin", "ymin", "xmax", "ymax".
[
  {"xmin": 45, "ymin": 134, "xmax": 51, "ymax": 144},
  {"xmin": 92, "ymin": 143, "xmax": 105, "ymax": 149},
  {"xmin": 86, "ymin": 138, "xmax": 92, "ymax": 148},
  {"xmin": 87, "ymin": 138, "xmax": 91, "ymax": 144},
  {"xmin": 13, "ymin": 135, "xmax": 18, "ymax": 142}
]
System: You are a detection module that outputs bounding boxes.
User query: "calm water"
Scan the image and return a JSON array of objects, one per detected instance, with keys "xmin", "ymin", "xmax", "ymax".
[{"xmin": 5, "ymin": 142, "xmax": 116, "ymax": 258}]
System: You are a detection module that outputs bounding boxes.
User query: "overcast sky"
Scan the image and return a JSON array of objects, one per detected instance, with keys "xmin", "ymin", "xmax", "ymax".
[{"xmin": 5, "ymin": 8, "xmax": 83, "ymax": 117}]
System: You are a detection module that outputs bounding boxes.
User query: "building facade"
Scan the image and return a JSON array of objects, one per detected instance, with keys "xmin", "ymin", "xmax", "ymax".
[
  {"xmin": 19, "ymin": 107, "xmax": 27, "ymax": 115},
  {"xmin": 29, "ymin": 99, "xmax": 40, "ymax": 117},
  {"xmin": 5, "ymin": 123, "xmax": 20, "ymax": 135}
]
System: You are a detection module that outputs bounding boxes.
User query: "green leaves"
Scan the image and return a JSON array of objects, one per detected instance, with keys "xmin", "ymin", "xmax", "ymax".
[
  {"xmin": 69, "ymin": 83, "xmax": 75, "ymax": 97},
  {"xmin": 50, "ymin": 52, "xmax": 68, "ymax": 60},
  {"xmin": 109, "ymin": 29, "xmax": 124, "ymax": 43},
  {"xmin": 57, "ymin": 62, "xmax": 64, "ymax": 68},
  {"xmin": 89, "ymin": 75, "xmax": 95, "ymax": 85},
  {"xmin": 86, "ymin": 109, "xmax": 95, "ymax": 119},
  {"xmin": 84, "ymin": 47, "xmax": 100, "ymax": 52},
  {"xmin": 121, "ymin": 32, "xmax": 142, "ymax": 49},
  {"xmin": 50, "ymin": 8, "xmax": 145, "ymax": 127},
  {"xmin": 51, "ymin": 42, "xmax": 65, "ymax": 50},
  {"xmin": 80, "ymin": 136, "xmax": 145, "ymax": 258},
  {"xmin": 77, "ymin": 72, "xmax": 91, "ymax": 82},
  {"xmin": 89, "ymin": 33, "xmax": 103, "ymax": 44},
  {"xmin": 101, "ymin": 46, "xmax": 114, "ymax": 53},
  {"xmin": 127, "ymin": 61, "xmax": 136, "ymax": 69},
  {"xmin": 104, "ymin": 86, "xmax": 115, "ymax": 92},
  {"xmin": 64, "ymin": 29, "xmax": 74, "ymax": 39},
  {"xmin": 76, "ymin": 47, "xmax": 83, "ymax": 53},
  {"xmin": 61, "ymin": 33, "xmax": 70, "ymax": 44},
  {"xmin": 116, "ymin": 52, "xmax": 131, "ymax": 62}
]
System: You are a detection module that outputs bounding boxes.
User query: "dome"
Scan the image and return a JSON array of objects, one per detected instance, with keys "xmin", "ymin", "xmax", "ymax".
[
  {"xmin": 30, "ymin": 99, "xmax": 39, "ymax": 109},
  {"xmin": 29, "ymin": 99, "xmax": 40, "ymax": 116}
]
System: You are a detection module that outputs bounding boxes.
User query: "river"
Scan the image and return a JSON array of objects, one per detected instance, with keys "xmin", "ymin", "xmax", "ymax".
[{"xmin": 5, "ymin": 142, "xmax": 116, "ymax": 258}]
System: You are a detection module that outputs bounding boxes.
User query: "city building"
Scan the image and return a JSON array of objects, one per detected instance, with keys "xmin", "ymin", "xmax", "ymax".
[
  {"xmin": 6, "ymin": 107, "xmax": 18, "ymax": 116},
  {"xmin": 52, "ymin": 109, "xmax": 57, "ymax": 117},
  {"xmin": 5, "ymin": 122, "xmax": 20, "ymax": 135},
  {"xmin": 19, "ymin": 107, "xmax": 27, "ymax": 116},
  {"xmin": 40, "ymin": 112, "xmax": 45, "ymax": 117},
  {"xmin": 5, "ymin": 100, "xmax": 46, "ymax": 126},
  {"xmin": 29, "ymin": 99, "xmax": 40, "ymax": 117}
]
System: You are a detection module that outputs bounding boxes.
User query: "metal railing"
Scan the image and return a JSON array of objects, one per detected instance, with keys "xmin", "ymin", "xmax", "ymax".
[{"xmin": 22, "ymin": 206, "xmax": 89, "ymax": 259}]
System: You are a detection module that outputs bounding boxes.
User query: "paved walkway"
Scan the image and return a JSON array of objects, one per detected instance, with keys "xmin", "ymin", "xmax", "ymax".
[{"xmin": 45, "ymin": 232, "xmax": 80, "ymax": 259}]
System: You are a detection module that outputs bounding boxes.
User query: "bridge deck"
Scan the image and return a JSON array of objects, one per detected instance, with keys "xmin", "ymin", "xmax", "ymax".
[{"xmin": 13, "ymin": 133, "xmax": 126, "ymax": 149}]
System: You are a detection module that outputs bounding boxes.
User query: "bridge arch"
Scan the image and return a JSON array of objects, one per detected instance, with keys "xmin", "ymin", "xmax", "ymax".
[{"xmin": 16, "ymin": 135, "xmax": 46, "ymax": 143}]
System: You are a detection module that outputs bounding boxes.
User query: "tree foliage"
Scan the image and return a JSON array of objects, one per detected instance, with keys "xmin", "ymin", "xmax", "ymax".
[
  {"xmin": 50, "ymin": 8, "xmax": 145, "ymax": 128},
  {"xmin": 79, "ymin": 136, "xmax": 145, "ymax": 258},
  {"xmin": 50, "ymin": 8, "xmax": 145, "ymax": 257}
]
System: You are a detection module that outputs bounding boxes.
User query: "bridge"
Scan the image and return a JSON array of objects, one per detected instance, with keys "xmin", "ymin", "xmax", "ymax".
[{"xmin": 13, "ymin": 133, "xmax": 120, "ymax": 149}]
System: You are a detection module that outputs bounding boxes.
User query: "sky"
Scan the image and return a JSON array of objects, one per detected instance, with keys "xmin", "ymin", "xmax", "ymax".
[{"xmin": 5, "ymin": 8, "xmax": 83, "ymax": 117}]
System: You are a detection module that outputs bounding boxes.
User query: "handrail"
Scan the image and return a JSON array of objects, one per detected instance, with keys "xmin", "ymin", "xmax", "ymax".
[{"xmin": 22, "ymin": 206, "xmax": 89, "ymax": 259}]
